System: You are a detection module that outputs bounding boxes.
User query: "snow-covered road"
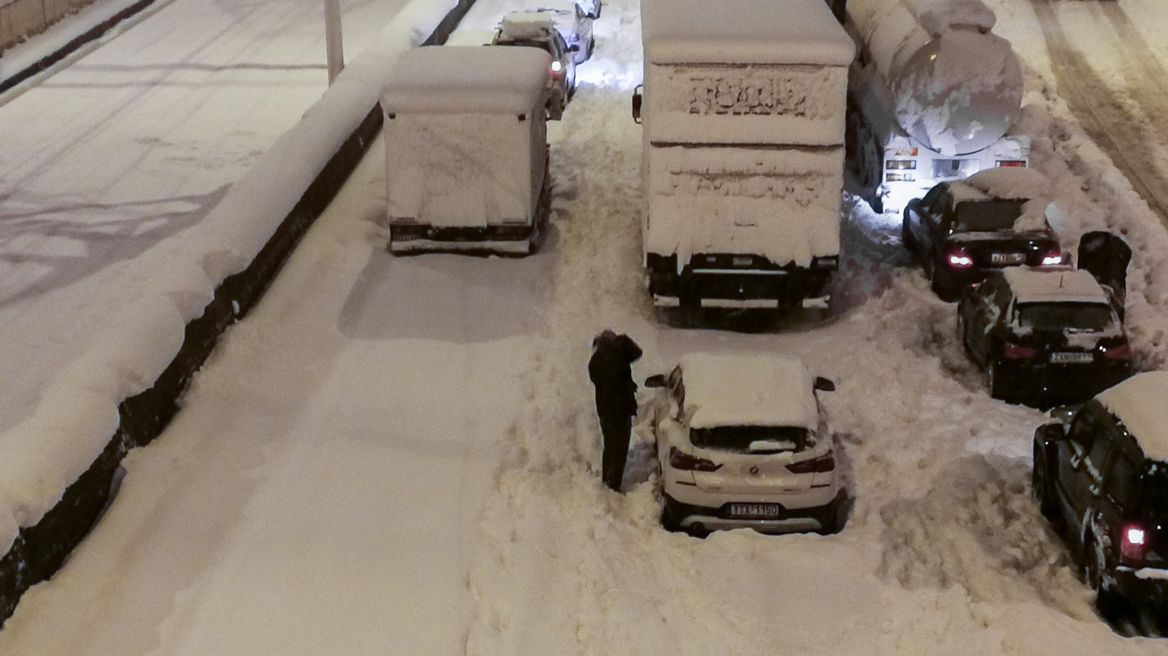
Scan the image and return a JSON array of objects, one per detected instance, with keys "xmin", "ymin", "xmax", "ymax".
[
  {"xmin": 7, "ymin": 0, "xmax": 1168, "ymax": 653},
  {"xmin": 0, "ymin": 0, "xmax": 414, "ymax": 434}
]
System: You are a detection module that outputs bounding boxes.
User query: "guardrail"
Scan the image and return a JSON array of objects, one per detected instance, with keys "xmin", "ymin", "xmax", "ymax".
[{"xmin": 0, "ymin": 0, "xmax": 475, "ymax": 625}]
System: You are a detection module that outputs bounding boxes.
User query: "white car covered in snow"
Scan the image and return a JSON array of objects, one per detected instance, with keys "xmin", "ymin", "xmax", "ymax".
[
  {"xmin": 645, "ymin": 353, "xmax": 844, "ymax": 536},
  {"xmin": 511, "ymin": 0, "xmax": 596, "ymax": 63}
]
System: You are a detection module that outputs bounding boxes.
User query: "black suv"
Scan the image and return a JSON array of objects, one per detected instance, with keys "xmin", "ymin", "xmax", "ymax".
[
  {"xmin": 958, "ymin": 267, "xmax": 1131, "ymax": 405},
  {"xmin": 1032, "ymin": 372, "xmax": 1168, "ymax": 611},
  {"xmin": 903, "ymin": 170, "xmax": 1063, "ymax": 300}
]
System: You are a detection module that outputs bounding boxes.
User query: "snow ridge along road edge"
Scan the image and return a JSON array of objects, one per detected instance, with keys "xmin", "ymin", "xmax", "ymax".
[{"xmin": 0, "ymin": 0, "xmax": 474, "ymax": 626}]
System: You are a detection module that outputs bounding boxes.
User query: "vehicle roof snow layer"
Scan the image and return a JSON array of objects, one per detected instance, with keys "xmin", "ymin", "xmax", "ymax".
[
  {"xmin": 382, "ymin": 46, "xmax": 551, "ymax": 115},
  {"xmin": 680, "ymin": 353, "xmax": 818, "ymax": 431},
  {"xmin": 1002, "ymin": 268, "xmax": 1109, "ymax": 305},
  {"xmin": 641, "ymin": 0, "xmax": 855, "ymax": 66},
  {"xmin": 1097, "ymin": 371, "xmax": 1168, "ymax": 463}
]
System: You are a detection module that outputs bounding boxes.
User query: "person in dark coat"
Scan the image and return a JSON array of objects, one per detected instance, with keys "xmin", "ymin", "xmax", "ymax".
[{"xmin": 588, "ymin": 330, "xmax": 642, "ymax": 491}]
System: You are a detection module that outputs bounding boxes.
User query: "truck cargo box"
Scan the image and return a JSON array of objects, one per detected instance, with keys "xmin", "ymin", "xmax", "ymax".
[{"xmin": 381, "ymin": 46, "xmax": 552, "ymax": 255}]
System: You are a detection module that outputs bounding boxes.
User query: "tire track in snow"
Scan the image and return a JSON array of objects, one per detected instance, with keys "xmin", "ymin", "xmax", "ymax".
[{"xmin": 1029, "ymin": 0, "xmax": 1168, "ymax": 226}]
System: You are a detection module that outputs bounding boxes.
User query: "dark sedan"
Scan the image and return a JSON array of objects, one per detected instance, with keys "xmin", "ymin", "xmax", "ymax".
[
  {"xmin": 958, "ymin": 267, "xmax": 1132, "ymax": 405},
  {"xmin": 903, "ymin": 171, "xmax": 1063, "ymax": 300}
]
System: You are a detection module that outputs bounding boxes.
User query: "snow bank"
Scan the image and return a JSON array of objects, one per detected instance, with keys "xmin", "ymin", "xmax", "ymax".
[{"xmin": 0, "ymin": 0, "xmax": 459, "ymax": 553}]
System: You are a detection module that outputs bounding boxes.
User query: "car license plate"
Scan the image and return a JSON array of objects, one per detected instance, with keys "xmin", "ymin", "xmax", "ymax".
[
  {"xmin": 727, "ymin": 503, "xmax": 783, "ymax": 519},
  {"xmin": 732, "ymin": 256, "xmax": 752, "ymax": 266},
  {"xmin": 991, "ymin": 252, "xmax": 1025, "ymax": 265},
  {"xmin": 1051, "ymin": 352, "xmax": 1093, "ymax": 364}
]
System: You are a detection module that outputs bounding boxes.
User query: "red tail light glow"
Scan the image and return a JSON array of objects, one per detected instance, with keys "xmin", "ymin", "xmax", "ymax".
[
  {"xmin": 996, "ymin": 160, "xmax": 1026, "ymax": 168},
  {"xmin": 1121, "ymin": 524, "xmax": 1147, "ymax": 562},
  {"xmin": 1102, "ymin": 343, "xmax": 1132, "ymax": 360},
  {"xmin": 669, "ymin": 447, "xmax": 722, "ymax": 472},
  {"xmin": 1041, "ymin": 249, "xmax": 1064, "ymax": 266},
  {"xmin": 947, "ymin": 248, "xmax": 974, "ymax": 269},
  {"xmin": 786, "ymin": 452, "xmax": 835, "ymax": 474},
  {"xmin": 1004, "ymin": 343, "xmax": 1037, "ymax": 359}
]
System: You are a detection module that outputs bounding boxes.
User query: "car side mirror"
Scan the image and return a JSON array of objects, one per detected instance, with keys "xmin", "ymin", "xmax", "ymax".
[
  {"xmin": 814, "ymin": 376, "xmax": 836, "ymax": 392},
  {"xmin": 1050, "ymin": 405, "xmax": 1079, "ymax": 426},
  {"xmin": 644, "ymin": 374, "xmax": 666, "ymax": 388},
  {"xmin": 631, "ymin": 84, "xmax": 643, "ymax": 123},
  {"xmin": 1036, "ymin": 422, "xmax": 1068, "ymax": 442}
]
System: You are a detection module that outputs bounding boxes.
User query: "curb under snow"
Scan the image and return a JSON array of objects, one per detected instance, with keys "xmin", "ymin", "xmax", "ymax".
[{"xmin": 0, "ymin": 0, "xmax": 472, "ymax": 624}]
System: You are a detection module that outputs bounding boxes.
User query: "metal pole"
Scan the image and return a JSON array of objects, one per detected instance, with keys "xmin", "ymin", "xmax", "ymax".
[{"xmin": 325, "ymin": 0, "xmax": 344, "ymax": 84}]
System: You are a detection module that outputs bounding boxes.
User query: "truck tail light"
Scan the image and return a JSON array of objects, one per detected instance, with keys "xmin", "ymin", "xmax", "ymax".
[
  {"xmin": 1121, "ymin": 524, "xmax": 1147, "ymax": 562},
  {"xmin": 669, "ymin": 447, "xmax": 722, "ymax": 472},
  {"xmin": 1102, "ymin": 343, "xmax": 1132, "ymax": 360},
  {"xmin": 1041, "ymin": 248, "xmax": 1064, "ymax": 266},
  {"xmin": 786, "ymin": 452, "xmax": 835, "ymax": 474},
  {"xmin": 947, "ymin": 248, "xmax": 974, "ymax": 269},
  {"xmin": 996, "ymin": 160, "xmax": 1027, "ymax": 168},
  {"xmin": 1004, "ymin": 343, "xmax": 1037, "ymax": 359}
]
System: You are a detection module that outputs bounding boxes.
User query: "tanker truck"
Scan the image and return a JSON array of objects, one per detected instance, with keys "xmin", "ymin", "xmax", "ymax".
[
  {"xmin": 846, "ymin": 0, "xmax": 1029, "ymax": 214},
  {"xmin": 634, "ymin": 0, "xmax": 855, "ymax": 314}
]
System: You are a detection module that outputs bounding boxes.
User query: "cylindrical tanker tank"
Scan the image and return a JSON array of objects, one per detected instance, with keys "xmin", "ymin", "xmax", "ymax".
[{"xmin": 847, "ymin": 0, "xmax": 1022, "ymax": 156}]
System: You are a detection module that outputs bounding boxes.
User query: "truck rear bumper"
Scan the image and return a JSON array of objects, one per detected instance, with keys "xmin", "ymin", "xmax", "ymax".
[
  {"xmin": 647, "ymin": 254, "xmax": 834, "ymax": 309},
  {"xmin": 390, "ymin": 223, "xmax": 535, "ymax": 256}
]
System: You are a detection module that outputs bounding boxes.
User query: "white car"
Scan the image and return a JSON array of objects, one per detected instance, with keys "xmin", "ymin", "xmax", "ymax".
[
  {"xmin": 493, "ymin": 13, "xmax": 576, "ymax": 120},
  {"xmin": 518, "ymin": 0, "xmax": 596, "ymax": 63},
  {"xmin": 645, "ymin": 353, "xmax": 844, "ymax": 536}
]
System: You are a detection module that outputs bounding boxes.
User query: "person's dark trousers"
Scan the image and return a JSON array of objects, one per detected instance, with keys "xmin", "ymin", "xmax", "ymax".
[{"xmin": 599, "ymin": 409, "xmax": 632, "ymax": 491}]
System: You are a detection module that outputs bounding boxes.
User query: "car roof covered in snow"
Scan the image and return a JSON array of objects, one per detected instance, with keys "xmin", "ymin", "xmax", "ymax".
[
  {"xmin": 498, "ymin": 12, "xmax": 559, "ymax": 40},
  {"xmin": 1003, "ymin": 268, "xmax": 1110, "ymax": 305},
  {"xmin": 641, "ymin": 0, "xmax": 855, "ymax": 66},
  {"xmin": 381, "ymin": 46, "xmax": 550, "ymax": 115},
  {"xmin": 680, "ymin": 353, "xmax": 818, "ymax": 430},
  {"xmin": 1097, "ymin": 371, "xmax": 1168, "ymax": 463},
  {"xmin": 949, "ymin": 167, "xmax": 1052, "ymax": 203}
]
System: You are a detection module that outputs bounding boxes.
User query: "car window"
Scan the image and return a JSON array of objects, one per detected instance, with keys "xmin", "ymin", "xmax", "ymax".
[
  {"xmin": 1069, "ymin": 401, "xmax": 1103, "ymax": 454},
  {"xmin": 1106, "ymin": 451, "xmax": 1137, "ymax": 507},
  {"xmin": 920, "ymin": 185, "xmax": 945, "ymax": 214},
  {"xmin": 954, "ymin": 200, "xmax": 1025, "ymax": 231},
  {"xmin": 1086, "ymin": 418, "xmax": 1115, "ymax": 471},
  {"xmin": 1015, "ymin": 303, "xmax": 1115, "ymax": 331},
  {"xmin": 690, "ymin": 425, "xmax": 810, "ymax": 453}
]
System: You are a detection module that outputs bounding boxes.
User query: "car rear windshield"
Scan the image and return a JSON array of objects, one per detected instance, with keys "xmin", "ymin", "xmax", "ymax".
[
  {"xmin": 1015, "ymin": 302, "xmax": 1114, "ymax": 331},
  {"xmin": 690, "ymin": 425, "xmax": 810, "ymax": 453},
  {"xmin": 954, "ymin": 200, "xmax": 1025, "ymax": 231}
]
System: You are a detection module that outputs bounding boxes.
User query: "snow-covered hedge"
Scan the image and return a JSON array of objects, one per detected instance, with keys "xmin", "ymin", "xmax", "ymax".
[{"xmin": 0, "ymin": 0, "xmax": 463, "ymax": 622}]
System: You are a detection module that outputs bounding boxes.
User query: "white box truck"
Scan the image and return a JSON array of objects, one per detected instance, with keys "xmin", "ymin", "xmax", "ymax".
[
  {"xmin": 635, "ymin": 0, "xmax": 855, "ymax": 312},
  {"xmin": 382, "ymin": 46, "xmax": 552, "ymax": 256}
]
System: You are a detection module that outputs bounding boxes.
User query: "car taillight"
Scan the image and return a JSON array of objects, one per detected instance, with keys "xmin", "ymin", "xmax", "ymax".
[
  {"xmin": 996, "ymin": 160, "xmax": 1026, "ymax": 168},
  {"xmin": 1004, "ymin": 343, "xmax": 1037, "ymax": 359},
  {"xmin": 669, "ymin": 447, "xmax": 722, "ymax": 472},
  {"xmin": 1121, "ymin": 524, "xmax": 1147, "ymax": 562},
  {"xmin": 1041, "ymin": 248, "xmax": 1064, "ymax": 266},
  {"xmin": 1102, "ymin": 343, "xmax": 1132, "ymax": 359},
  {"xmin": 785, "ymin": 452, "xmax": 835, "ymax": 474},
  {"xmin": 947, "ymin": 248, "xmax": 974, "ymax": 269}
]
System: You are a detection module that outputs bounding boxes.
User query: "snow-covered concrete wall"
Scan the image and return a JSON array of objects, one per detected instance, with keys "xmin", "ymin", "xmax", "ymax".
[{"xmin": 0, "ymin": 0, "xmax": 470, "ymax": 624}]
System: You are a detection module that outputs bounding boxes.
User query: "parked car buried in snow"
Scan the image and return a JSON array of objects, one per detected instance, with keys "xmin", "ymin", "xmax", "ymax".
[
  {"xmin": 1032, "ymin": 372, "xmax": 1168, "ymax": 613},
  {"xmin": 644, "ymin": 353, "xmax": 844, "ymax": 537},
  {"xmin": 958, "ymin": 267, "xmax": 1132, "ymax": 406},
  {"xmin": 512, "ymin": 0, "xmax": 596, "ymax": 63},
  {"xmin": 382, "ymin": 46, "xmax": 552, "ymax": 256},
  {"xmin": 492, "ymin": 12, "xmax": 576, "ymax": 120},
  {"xmin": 902, "ymin": 168, "xmax": 1063, "ymax": 301}
]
